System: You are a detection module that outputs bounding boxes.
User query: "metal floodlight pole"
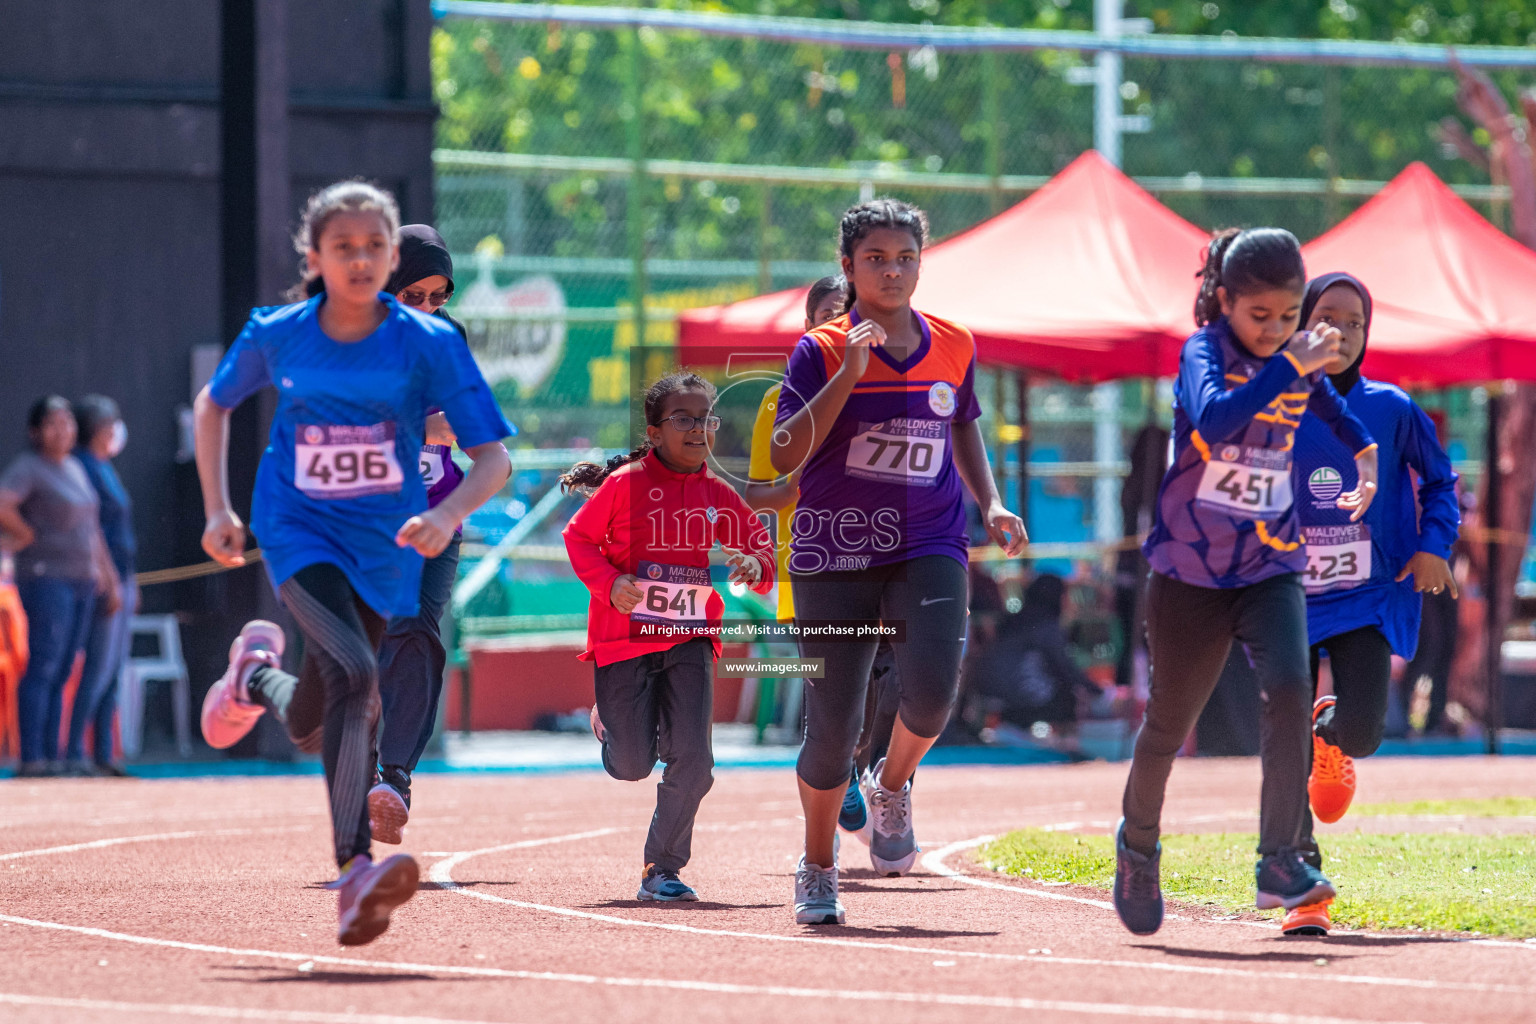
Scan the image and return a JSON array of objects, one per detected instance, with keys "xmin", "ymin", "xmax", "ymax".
[{"xmin": 625, "ymin": 28, "xmax": 648, "ymax": 355}]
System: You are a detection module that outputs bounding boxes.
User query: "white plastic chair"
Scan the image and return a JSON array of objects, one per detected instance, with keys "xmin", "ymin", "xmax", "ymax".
[{"xmin": 118, "ymin": 615, "xmax": 192, "ymax": 758}]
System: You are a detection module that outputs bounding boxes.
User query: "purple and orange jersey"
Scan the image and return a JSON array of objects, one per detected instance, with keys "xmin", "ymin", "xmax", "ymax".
[
  {"xmin": 775, "ymin": 309, "xmax": 981, "ymax": 574},
  {"xmin": 1144, "ymin": 317, "xmax": 1374, "ymax": 590}
]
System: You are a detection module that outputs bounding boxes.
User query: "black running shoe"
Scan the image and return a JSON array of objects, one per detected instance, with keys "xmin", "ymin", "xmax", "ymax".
[
  {"xmin": 1256, "ymin": 848, "xmax": 1336, "ymax": 911},
  {"xmin": 1113, "ymin": 817, "xmax": 1164, "ymax": 936}
]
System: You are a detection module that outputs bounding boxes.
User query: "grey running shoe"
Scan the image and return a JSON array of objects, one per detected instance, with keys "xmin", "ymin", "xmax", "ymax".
[
  {"xmin": 1256, "ymin": 848, "xmax": 1336, "ymax": 911},
  {"xmin": 637, "ymin": 866, "xmax": 699, "ymax": 902},
  {"xmin": 862, "ymin": 758, "xmax": 918, "ymax": 876},
  {"xmin": 1113, "ymin": 817, "xmax": 1164, "ymax": 936},
  {"xmin": 794, "ymin": 856, "xmax": 845, "ymax": 925}
]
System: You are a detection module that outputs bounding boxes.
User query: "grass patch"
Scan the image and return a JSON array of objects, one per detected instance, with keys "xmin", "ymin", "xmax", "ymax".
[
  {"xmin": 1352, "ymin": 796, "xmax": 1536, "ymax": 818},
  {"xmin": 981, "ymin": 829, "xmax": 1536, "ymax": 937}
]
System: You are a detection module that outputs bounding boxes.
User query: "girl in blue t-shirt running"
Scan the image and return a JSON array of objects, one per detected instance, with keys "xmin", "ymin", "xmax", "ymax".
[{"xmin": 192, "ymin": 181, "xmax": 513, "ymax": 946}]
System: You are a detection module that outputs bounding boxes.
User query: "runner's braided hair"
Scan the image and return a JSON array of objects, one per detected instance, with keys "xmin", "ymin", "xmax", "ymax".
[
  {"xmin": 560, "ymin": 371, "xmax": 718, "ymax": 494},
  {"xmin": 837, "ymin": 199, "xmax": 928, "ymax": 315},
  {"xmin": 1193, "ymin": 227, "xmax": 1305, "ymax": 327}
]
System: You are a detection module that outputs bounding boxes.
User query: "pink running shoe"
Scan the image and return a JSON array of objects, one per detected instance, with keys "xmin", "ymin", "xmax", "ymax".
[
  {"xmin": 200, "ymin": 620, "xmax": 284, "ymax": 749},
  {"xmin": 337, "ymin": 853, "xmax": 419, "ymax": 946}
]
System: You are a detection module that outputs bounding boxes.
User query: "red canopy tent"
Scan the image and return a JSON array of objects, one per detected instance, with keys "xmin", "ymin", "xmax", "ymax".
[
  {"xmin": 1300, "ymin": 162, "xmax": 1536, "ymax": 386},
  {"xmin": 677, "ymin": 151, "xmax": 1210, "ymax": 380}
]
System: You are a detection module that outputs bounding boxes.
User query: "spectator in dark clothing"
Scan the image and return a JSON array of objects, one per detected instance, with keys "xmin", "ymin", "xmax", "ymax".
[
  {"xmin": 977, "ymin": 575, "xmax": 1101, "ymax": 732},
  {"xmin": 66, "ymin": 395, "xmax": 138, "ymax": 776}
]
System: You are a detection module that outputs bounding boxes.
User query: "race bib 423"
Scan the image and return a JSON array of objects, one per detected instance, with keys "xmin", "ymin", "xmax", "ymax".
[
  {"xmin": 1303, "ymin": 523, "xmax": 1372, "ymax": 594},
  {"xmin": 295, "ymin": 423, "xmax": 405, "ymax": 499}
]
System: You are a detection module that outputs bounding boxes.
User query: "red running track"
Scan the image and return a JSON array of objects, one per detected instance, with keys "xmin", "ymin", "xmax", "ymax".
[{"xmin": 1, "ymin": 756, "xmax": 1533, "ymax": 1024}]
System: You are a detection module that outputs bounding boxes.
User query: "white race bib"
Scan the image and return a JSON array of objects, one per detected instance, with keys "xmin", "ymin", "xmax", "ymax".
[
  {"xmin": 295, "ymin": 423, "xmax": 404, "ymax": 499},
  {"xmin": 1303, "ymin": 523, "xmax": 1372, "ymax": 594},
  {"xmin": 631, "ymin": 561, "xmax": 715, "ymax": 627},
  {"xmin": 845, "ymin": 418, "xmax": 946, "ymax": 487},
  {"xmin": 1195, "ymin": 445, "xmax": 1292, "ymax": 518},
  {"xmin": 420, "ymin": 449, "xmax": 447, "ymax": 487}
]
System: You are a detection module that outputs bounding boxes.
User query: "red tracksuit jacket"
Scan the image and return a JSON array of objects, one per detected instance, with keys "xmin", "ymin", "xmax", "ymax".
[{"xmin": 563, "ymin": 450, "xmax": 776, "ymax": 667}]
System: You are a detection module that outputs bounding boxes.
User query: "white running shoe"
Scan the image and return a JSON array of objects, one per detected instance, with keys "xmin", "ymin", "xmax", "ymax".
[
  {"xmin": 794, "ymin": 856, "xmax": 845, "ymax": 925},
  {"xmin": 862, "ymin": 757, "xmax": 919, "ymax": 877},
  {"xmin": 200, "ymin": 620, "xmax": 284, "ymax": 749}
]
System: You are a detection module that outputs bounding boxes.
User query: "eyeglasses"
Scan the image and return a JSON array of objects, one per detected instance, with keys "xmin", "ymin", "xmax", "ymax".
[
  {"xmin": 662, "ymin": 413, "xmax": 721, "ymax": 432},
  {"xmin": 398, "ymin": 286, "xmax": 452, "ymax": 309}
]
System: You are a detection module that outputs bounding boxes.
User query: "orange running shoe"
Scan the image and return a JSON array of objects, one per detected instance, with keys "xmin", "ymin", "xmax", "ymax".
[
  {"xmin": 1281, "ymin": 898, "xmax": 1332, "ymax": 936},
  {"xmin": 1308, "ymin": 695, "xmax": 1356, "ymax": 824}
]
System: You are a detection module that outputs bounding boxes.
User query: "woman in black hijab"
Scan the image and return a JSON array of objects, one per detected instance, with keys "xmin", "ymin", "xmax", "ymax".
[{"xmin": 366, "ymin": 225, "xmax": 476, "ymax": 844}]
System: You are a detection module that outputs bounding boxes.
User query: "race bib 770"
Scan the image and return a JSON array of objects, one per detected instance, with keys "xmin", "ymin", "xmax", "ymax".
[{"xmin": 295, "ymin": 423, "xmax": 405, "ymax": 499}]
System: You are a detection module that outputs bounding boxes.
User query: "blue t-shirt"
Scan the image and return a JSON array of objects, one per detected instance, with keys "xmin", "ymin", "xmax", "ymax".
[
  {"xmin": 1294, "ymin": 378, "xmax": 1460, "ymax": 657},
  {"xmin": 1144, "ymin": 318, "xmax": 1374, "ymax": 589},
  {"xmin": 774, "ymin": 309, "xmax": 981, "ymax": 573},
  {"xmin": 75, "ymin": 450, "xmax": 135, "ymax": 579},
  {"xmin": 208, "ymin": 294, "xmax": 512, "ymax": 617}
]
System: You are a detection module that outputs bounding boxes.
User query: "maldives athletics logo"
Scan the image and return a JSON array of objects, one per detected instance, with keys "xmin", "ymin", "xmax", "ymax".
[
  {"xmin": 1308, "ymin": 466, "xmax": 1344, "ymax": 503},
  {"xmin": 928, "ymin": 381, "xmax": 957, "ymax": 417}
]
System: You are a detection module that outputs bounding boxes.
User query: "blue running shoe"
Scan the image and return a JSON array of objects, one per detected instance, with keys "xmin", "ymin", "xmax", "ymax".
[
  {"xmin": 1256, "ymin": 849, "xmax": 1335, "ymax": 911},
  {"xmin": 637, "ymin": 865, "xmax": 699, "ymax": 902},
  {"xmin": 838, "ymin": 770, "xmax": 870, "ymax": 842},
  {"xmin": 1113, "ymin": 817, "xmax": 1164, "ymax": 936}
]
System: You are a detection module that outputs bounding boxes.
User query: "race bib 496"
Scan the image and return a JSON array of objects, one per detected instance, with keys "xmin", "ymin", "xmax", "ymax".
[{"xmin": 295, "ymin": 423, "xmax": 405, "ymax": 499}]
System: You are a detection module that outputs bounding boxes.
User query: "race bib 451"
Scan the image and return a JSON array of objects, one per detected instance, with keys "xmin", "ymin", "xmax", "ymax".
[
  {"xmin": 295, "ymin": 423, "xmax": 405, "ymax": 499},
  {"xmin": 1195, "ymin": 444, "xmax": 1292, "ymax": 519}
]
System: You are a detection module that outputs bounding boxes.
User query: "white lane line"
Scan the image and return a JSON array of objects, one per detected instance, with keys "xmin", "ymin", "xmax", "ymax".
[
  {"xmin": 428, "ymin": 833, "xmax": 1529, "ymax": 995},
  {"xmin": 0, "ymin": 915, "xmax": 1452, "ymax": 1024},
  {"xmin": 0, "ymin": 827, "xmax": 309, "ymax": 862},
  {"xmin": 0, "ymin": 992, "xmax": 520, "ymax": 1024}
]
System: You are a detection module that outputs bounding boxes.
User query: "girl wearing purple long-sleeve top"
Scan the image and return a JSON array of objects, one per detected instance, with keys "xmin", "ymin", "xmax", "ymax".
[{"xmin": 1112, "ymin": 228, "xmax": 1379, "ymax": 937}]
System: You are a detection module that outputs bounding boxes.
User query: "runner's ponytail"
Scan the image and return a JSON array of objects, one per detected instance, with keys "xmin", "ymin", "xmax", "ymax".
[{"xmin": 1194, "ymin": 227, "xmax": 1304, "ymax": 327}]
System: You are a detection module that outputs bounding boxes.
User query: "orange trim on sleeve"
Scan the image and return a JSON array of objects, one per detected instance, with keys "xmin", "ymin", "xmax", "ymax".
[
  {"xmin": 1254, "ymin": 520, "xmax": 1301, "ymax": 553},
  {"xmin": 1189, "ymin": 429, "xmax": 1212, "ymax": 462},
  {"xmin": 1354, "ymin": 443, "xmax": 1379, "ymax": 458},
  {"xmin": 1282, "ymin": 351, "xmax": 1306, "ymax": 375}
]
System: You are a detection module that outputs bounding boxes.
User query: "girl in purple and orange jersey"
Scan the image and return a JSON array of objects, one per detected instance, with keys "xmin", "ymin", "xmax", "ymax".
[
  {"xmin": 1112, "ymin": 228, "xmax": 1379, "ymax": 937},
  {"xmin": 772, "ymin": 199, "xmax": 1026, "ymax": 926}
]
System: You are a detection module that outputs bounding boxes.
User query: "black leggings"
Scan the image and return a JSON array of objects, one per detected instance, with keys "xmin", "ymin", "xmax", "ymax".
[
  {"xmin": 791, "ymin": 555, "xmax": 967, "ymax": 791},
  {"xmin": 1123, "ymin": 571, "xmax": 1313, "ymax": 858},
  {"xmin": 248, "ymin": 563, "xmax": 386, "ymax": 868},
  {"xmin": 1300, "ymin": 625, "xmax": 1392, "ymax": 867}
]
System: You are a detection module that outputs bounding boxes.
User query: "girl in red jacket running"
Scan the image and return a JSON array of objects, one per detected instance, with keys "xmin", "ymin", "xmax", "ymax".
[{"xmin": 561, "ymin": 371, "xmax": 775, "ymax": 902}]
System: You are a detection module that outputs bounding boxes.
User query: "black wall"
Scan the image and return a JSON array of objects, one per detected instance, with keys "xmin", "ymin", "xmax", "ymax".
[{"xmin": 0, "ymin": 1, "xmax": 435, "ymax": 747}]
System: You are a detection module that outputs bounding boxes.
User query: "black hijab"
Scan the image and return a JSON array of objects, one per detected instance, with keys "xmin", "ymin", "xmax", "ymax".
[
  {"xmin": 1299, "ymin": 272, "xmax": 1373, "ymax": 397},
  {"xmin": 303, "ymin": 224, "xmax": 456, "ymax": 300},
  {"xmin": 385, "ymin": 224, "xmax": 455, "ymax": 297}
]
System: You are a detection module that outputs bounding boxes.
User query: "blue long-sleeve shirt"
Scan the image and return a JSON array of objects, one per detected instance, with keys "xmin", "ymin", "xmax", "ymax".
[
  {"xmin": 1145, "ymin": 318, "xmax": 1375, "ymax": 589},
  {"xmin": 1294, "ymin": 378, "xmax": 1460, "ymax": 657}
]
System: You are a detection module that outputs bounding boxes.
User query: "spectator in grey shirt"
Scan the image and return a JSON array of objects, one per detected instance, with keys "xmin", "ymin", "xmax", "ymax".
[{"xmin": 0, "ymin": 396, "xmax": 121, "ymax": 777}]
